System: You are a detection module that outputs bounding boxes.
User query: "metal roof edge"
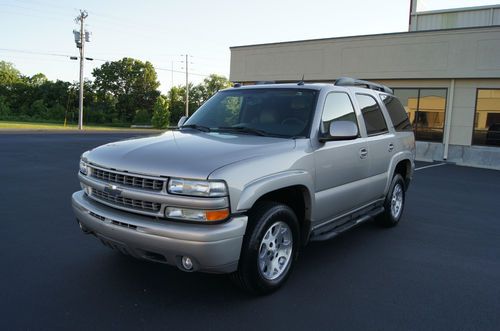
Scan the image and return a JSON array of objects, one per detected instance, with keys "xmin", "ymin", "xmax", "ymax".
[{"xmin": 229, "ymin": 25, "xmax": 500, "ymax": 50}]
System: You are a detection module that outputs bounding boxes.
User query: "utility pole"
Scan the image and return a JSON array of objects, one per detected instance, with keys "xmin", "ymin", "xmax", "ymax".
[
  {"xmin": 171, "ymin": 61, "xmax": 174, "ymax": 90},
  {"xmin": 74, "ymin": 10, "xmax": 88, "ymax": 130},
  {"xmin": 185, "ymin": 54, "xmax": 189, "ymax": 117}
]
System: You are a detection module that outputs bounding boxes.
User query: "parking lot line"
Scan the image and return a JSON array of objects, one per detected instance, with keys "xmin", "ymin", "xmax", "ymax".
[{"xmin": 415, "ymin": 163, "xmax": 446, "ymax": 171}]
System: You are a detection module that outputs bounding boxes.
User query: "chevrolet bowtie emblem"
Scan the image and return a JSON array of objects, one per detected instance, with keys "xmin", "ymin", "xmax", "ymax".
[{"xmin": 104, "ymin": 184, "xmax": 122, "ymax": 196}]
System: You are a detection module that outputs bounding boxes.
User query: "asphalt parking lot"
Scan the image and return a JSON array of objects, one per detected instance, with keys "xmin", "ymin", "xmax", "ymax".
[{"xmin": 1, "ymin": 133, "xmax": 499, "ymax": 330}]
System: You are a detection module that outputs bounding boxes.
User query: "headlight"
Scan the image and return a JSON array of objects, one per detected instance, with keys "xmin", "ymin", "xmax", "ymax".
[
  {"xmin": 79, "ymin": 160, "xmax": 88, "ymax": 175},
  {"xmin": 165, "ymin": 207, "xmax": 229, "ymax": 222},
  {"xmin": 168, "ymin": 178, "xmax": 227, "ymax": 197}
]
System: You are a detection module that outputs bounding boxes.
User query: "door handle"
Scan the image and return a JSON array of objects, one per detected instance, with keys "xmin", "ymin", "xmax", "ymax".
[
  {"xmin": 388, "ymin": 143, "xmax": 394, "ymax": 152},
  {"xmin": 359, "ymin": 148, "xmax": 368, "ymax": 159}
]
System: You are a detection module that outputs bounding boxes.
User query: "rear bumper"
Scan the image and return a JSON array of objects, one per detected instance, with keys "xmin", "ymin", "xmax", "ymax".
[{"xmin": 72, "ymin": 191, "xmax": 247, "ymax": 273}]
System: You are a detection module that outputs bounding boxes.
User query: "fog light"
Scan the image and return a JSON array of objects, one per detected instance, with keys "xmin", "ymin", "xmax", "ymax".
[{"xmin": 181, "ymin": 256, "xmax": 193, "ymax": 270}]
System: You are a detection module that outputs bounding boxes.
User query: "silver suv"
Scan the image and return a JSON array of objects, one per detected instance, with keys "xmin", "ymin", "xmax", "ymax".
[{"xmin": 72, "ymin": 78, "xmax": 415, "ymax": 294}]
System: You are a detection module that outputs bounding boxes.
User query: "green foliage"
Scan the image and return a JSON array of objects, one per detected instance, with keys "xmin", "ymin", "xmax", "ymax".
[
  {"xmin": 168, "ymin": 86, "xmax": 186, "ymax": 125},
  {"xmin": 0, "ymin": 61, "xmax": 22, "ymax": 86},
  {"xmin": 151, "ymin": 95, "xmax": 170, "ymax": 129},
  {"xmin": 0, "ymin": 96, "xmax": 11, "ymax": 118},
  {"xmin": 93, "ymin": 57, "xmax": 160, "ymax": 123},
  {"xmin": 133, "ymin": 109, "xmax": 151, "ymax": 125},
  {"xmin": 30, "ymin": 99, "xmax": 49, "ymax": 119},
  {"xmin": 0, "ymin": 57, "xmax": 231, "ymax": 127},
  {"xmin": 200, "ymin": 74, "xmax": 232, "ymax": 101}
]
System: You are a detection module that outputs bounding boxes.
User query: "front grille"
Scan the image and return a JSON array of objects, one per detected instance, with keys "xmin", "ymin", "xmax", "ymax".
[
  {"xmin": 90, "ymin": 167, "xmax": 164, "ymax": 191},
  {"xmin": 91, "ymin": 188, "xmax": 161, "ymax": 213}
]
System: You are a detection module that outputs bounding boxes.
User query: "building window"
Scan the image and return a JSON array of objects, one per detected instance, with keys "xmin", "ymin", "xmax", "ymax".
[
  {"xmin": 393, "ymin": 88, "xmax": 447, "ymax": 142},
  {"xmin": 472, "ymin": 89, "xmax": 500, "ymax": 147}
]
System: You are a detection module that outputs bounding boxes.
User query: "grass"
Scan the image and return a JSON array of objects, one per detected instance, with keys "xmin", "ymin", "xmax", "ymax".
[{"xmin": 0, "ymin": 121, "xmax": 157, "ymax": 131}]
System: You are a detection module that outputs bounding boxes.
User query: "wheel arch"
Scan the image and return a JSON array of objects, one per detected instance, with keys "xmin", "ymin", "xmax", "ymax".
[{"xmin": 237, "ymin": 171, "xmax": 314, "ymax": 246}]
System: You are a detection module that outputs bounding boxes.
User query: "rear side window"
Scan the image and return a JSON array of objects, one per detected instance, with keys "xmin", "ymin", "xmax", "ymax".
[
  {"xmin": 380, "ymin": 94, "xmax": 412, "ymax": 132},
  {"xmin": 356, "ymin": 94, "xmax": 388, "ymax": 135},
  {"xmin": 321, "ymin": 92, "xmax": 358, "ymax": 133}
]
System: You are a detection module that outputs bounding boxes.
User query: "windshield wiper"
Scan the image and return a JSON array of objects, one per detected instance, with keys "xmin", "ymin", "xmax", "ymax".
[
  {"xmin": 216, "ymin": 126, "xmax": 270, "ymax": 137},
  {"xmin": 179, "ymin": 124, "xmax": 212, "ymax": 132}
]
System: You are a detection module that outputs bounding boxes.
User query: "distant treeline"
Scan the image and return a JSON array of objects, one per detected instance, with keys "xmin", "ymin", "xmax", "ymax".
[{"xmin": 0, "ymin": 59, "xmax": 231, "ymax": 128}]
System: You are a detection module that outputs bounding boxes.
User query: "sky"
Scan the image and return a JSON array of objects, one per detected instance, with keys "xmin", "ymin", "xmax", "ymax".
[{"xmin": 1, "ymin": 0, "xmax": 499, "ymax": 93}]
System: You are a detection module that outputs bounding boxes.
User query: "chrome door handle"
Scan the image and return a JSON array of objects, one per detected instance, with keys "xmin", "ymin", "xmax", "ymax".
[
  {"xmin": 359, "ymin": 148, "xmax": 368, "ymax": 159},
  {"xmin": 388, "ymin": 143, "xmax": 394, "ymax": 152}
]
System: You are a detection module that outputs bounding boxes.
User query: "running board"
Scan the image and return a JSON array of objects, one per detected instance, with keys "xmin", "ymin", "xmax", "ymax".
[{"xmin": 310, "ymin": 207, "xmax": 384, "ymax": 242}]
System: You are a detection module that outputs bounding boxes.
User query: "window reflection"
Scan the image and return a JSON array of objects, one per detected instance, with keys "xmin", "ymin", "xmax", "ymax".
[
  {"xmin": 393, "ymin": 88, "xmax": 447, "ymax": 142},
  {"xmin": 473, "ymin": 89, "xmax": 500, "ymax": 146}
]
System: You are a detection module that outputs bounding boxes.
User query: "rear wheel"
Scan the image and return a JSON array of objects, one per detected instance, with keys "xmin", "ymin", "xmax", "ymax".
[
  {"xmin": 231, "ymin": 201, "xmax": 299, "ymax": 294},
  {"xmin": 377, "ymin": 174, "xmax": 406, "ymax": 227}
]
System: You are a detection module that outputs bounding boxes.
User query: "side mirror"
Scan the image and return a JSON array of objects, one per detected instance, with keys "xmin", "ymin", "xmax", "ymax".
[
  {"xmin": 177, "ymin": 116, "xmax": 188, "ymax": 127},
  {"xmin": 319, "ymin": 121, "xmax": 359, "ymax": 142}
]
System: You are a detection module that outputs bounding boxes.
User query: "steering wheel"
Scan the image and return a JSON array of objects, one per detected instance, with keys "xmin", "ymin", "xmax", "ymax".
[{"xmin": 281, "ymin": 118, "xmax": 305, "ymax": 126}]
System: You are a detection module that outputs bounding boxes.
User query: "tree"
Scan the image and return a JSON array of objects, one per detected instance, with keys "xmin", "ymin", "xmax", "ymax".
[
  {"xmin": 151, "ymin": 95, "xmax": 170, "ymax": 129},
  {"xmin": 199, "ymin": 74, "xmax": 232, "ymax": 101},
  {"xmin": 0, "ymin": 61, "xmax": 21, "ymax": 86},
  {"xmin": 0, "ymin": 96, "xmax": 10, "ymax": 118},
  {"xmin": 168, "ymin": 86, "xmax": 186, "ymax": 125},
  {"xmin": 92, "ymin": 57, "xmax": 160, "ymax": 123}
]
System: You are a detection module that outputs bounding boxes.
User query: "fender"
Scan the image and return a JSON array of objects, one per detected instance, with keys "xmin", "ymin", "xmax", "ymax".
[
  {"xmin": 236, "ymin": 170, "xmax": 315, "ymax": 214},
  {"xmin": 384, "ymin": 151, "xmax": 415, "ymax": 194}
]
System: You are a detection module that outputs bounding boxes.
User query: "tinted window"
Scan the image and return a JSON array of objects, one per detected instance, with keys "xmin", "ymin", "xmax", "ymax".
[
  {"xmin": 321, "ymin": 92, "xmax": 357, "ymax": 133},
  {"xmin": 356, "ymin": 94, "xmax": 388, "ymax": 135},
  {"xmin": 380, "ymin": 94, "xmax": 412, "ymax": 132}
]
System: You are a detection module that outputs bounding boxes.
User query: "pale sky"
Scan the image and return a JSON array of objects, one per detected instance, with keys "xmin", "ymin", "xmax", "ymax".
[{"xmin": 1, "ymin": 0, "xmax": 499, "ymax": 92}]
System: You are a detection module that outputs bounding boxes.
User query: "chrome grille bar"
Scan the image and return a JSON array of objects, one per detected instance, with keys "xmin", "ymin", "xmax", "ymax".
[
  {"xmin": 91, "ymin": 188, "xmax": 161, "ymax": 213},
  {"xmin": 90, "ymin": 166, "xmax": 164, "ymax": 191}
]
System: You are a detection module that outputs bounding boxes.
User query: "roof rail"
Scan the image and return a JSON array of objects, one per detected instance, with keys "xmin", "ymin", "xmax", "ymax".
[
  {"xmin": 334, "ymin": 77, "xmax": 393, "ymax": 94},
  {"xmin": 255, "ymin": 81, "xmax": 276, "ymax": 85}
]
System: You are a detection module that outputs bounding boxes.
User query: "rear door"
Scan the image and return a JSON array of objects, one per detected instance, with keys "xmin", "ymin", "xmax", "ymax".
[{"xmin": 354, "ymin": 93, "xmax": 394, "ymax": 199}]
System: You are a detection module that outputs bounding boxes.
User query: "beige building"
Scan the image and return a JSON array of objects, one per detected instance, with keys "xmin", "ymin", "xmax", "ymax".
[{"xmin": 229, "ymin": 3, "xmax": 500, "ymax": 169}]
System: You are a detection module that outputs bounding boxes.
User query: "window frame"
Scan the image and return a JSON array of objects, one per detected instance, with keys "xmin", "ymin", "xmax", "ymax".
[
  {"xmin": 471, "ymin": 88, "xmax": 500, "ymax": 147},
  {"xmin": 320, "ymin": 91, "xmax": 360, "ymax": 136},
  {"xmin": 355, "ymin": 92, "xmax": 389, "ymax": 137}
]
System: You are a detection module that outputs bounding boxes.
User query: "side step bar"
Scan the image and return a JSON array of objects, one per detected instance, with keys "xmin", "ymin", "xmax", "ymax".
[{"xmin": 310, "ymin": 207, "xmax": 384, "ymax": 242}]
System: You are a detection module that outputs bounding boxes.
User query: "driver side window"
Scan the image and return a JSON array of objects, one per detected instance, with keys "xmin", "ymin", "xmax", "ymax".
[{"xmin": 321, "ymin": 92, "xmax": 358, "ymax": 133}]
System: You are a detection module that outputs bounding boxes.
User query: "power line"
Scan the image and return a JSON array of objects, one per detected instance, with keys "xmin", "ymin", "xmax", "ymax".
[
  {"xmin": 0, "ymin": 48, "xmax": 215, "ymax": 77},
  {"xmin": 0, "ymin": 48, "xmax": 72, "ymax": 58}
]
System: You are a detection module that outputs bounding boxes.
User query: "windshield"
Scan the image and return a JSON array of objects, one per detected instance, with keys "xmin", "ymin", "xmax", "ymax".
[{"xmin": 184, "ymin": 88, "xmax": 318, "ymax": 138}]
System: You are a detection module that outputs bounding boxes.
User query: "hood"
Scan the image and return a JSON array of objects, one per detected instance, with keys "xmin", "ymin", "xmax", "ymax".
[{"xmin": 84, "ymin": 130, "xmax": 296, "ymax": 179}]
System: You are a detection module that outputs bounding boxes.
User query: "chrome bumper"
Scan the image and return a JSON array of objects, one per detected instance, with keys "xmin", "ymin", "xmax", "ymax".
[{"xmin": 72, "ymin": 191, "xmax": 247, "ymax": 273}]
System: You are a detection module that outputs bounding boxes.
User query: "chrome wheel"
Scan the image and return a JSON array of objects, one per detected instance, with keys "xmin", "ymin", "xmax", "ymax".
[
  {"xmin": 258, "ymin": 221, "xmax": 293, "ymax": 280},
  {"xmin": 390, "ymin": 183, "xmax": 403, "ymax": 219}
]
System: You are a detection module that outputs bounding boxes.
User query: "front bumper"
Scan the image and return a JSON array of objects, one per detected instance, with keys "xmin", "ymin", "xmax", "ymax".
[{"xmin": 72, "ymin": 191, "xmax": 247, "ymax": 273}]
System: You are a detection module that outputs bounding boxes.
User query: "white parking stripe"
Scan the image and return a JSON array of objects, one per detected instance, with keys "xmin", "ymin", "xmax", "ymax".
[{"xmin": 415, "ymin": 163, "xmax": 447, "ymax": 171}]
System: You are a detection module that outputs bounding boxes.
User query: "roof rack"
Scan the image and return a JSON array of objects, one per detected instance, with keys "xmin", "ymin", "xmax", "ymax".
[
  {"xmin": 334, "ymin": 77, "xmax": 393, "ymax": 94},
  {"xmin": 255, "ymin": 81, "xmax": 276, "ymax": 85}
]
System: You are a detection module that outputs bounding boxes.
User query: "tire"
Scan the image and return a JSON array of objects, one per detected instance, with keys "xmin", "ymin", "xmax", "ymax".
[
  {"xmin": 230, "ymin": 201, "xmax": 300, "ymax": 295},
  {"xmin": 377, "ymin": 174, "xmax": 406, "ymax": 227}
]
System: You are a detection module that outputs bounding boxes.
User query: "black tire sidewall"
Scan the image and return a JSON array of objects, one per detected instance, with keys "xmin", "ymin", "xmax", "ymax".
[
  {"xmin": 385, "ymin": 174, "xmax": 406, "ymax": 225},
  {"xmin": 239, "ymin": 202, "xmax": 300, "ymax": 293}
]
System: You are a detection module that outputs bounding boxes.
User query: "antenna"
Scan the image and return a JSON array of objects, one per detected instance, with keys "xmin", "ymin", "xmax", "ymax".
[{"xmin": 297, "ymin": 74, "xmax": 305, "ymax": 86}]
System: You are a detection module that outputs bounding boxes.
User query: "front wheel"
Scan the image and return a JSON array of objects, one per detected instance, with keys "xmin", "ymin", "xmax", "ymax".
[
  {"xmin": 377, "ymin": 174, "xmax": 406, "ymax": 227},
  {"xmin": 231, "ymin": 201, "xmax": 299, "ymax": 294}
]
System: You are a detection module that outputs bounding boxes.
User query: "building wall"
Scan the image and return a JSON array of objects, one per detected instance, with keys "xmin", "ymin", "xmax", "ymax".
[
  {"xmin": 410, "ymin": 5, "xmax": 500, "ymax": 31},
  {"xmin": 230, "ymin": 27, "xmax": 500, "ymax": 83}
]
